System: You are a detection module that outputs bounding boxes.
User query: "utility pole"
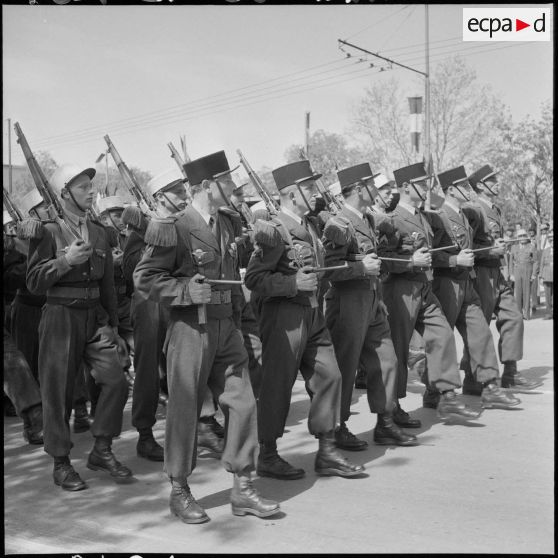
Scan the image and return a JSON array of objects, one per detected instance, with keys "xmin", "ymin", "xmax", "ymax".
[
  {"xmin": 304, "ymin": 111, "xmax": 311, "ymax": 160},
  {"xmin": 424, "ymin": 4, "xmax": 432, "ymax": 209},
  {"xmin": 8, "ymin": 118, "xmax": 13, "ymax": 193}
]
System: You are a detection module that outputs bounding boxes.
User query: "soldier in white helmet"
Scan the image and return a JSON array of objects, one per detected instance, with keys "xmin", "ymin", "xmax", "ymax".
[{"xmin": 26, "ymin": 164, "xmax": 132, "ymax": 491}]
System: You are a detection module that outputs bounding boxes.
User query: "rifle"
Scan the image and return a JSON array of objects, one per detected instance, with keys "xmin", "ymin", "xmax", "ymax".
[
  {"xmin": 14, "ymin": 122, "xmax": 79, "ymax": 241},
  {"xmin": 167, "ymin": 141, "xmax": 189, "ymax": 179},
  {"xmin": 3, "ymin": 188, "xmax": 23, "ymax": 223},
  {"xmin": 104, "ymin": 135, "xmax": 157, "ymax": 216},
  {"xmin": 298, "ymin": 147, "xmax": 341, "ymax": 214},
  {"xmin": 237, "ymin": 149, "xmax": 279, "ymax": 215}
]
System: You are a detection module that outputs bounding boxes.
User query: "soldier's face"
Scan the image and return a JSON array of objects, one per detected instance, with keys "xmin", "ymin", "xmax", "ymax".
[
  {"xmin": 163, "ymin": 183, "xmax": 188, "ymax": 212},
  {"xmin": 408, "ymin": 180, "xmax": 426, "ymax": 202},
  {"xmin": 483, "ymin": 178, "xmax": 500, "ymax": 196},
  {"xmin": 298, "ymin": 181, "xmax": 318, "ymax": 207},
  {"xmin": 107, "ymin": 209, "xmax": 125, "ymax": 231},
  {"xmin": 453, "ymin": 181, "xmax": 472, "ymax": 202},
  {"xmin": 66, "ymin": 174, "xmax": 94, "ymax": 210},
  {"xmin": 30, "ymin": 203, "xmax": 49, "ymax": 220},
  {"xmin": 376, "ymin": 187, "xmax": 392, "ymax": 208},
  {"xmin": 212, "ymin": 176, "xmax": 236, "ymax": 206}
]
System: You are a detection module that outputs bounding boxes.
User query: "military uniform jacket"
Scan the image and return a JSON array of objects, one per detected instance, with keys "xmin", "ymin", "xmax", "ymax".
[
  {"xmin": 123, "ymin": 228, "xmax": 146, "ymax": 283},
  {"xmin": 132, "ymin": 204, "xmax": 244, "ymax": 323},
  {"xmin": 322, "ymin": 205, "xmax": 378, "ymax": 290},
  {"xmin": 539, "ymin": 245, "xmax": 553, "ymax": 282},
  {"xmin": 377, "ymin": 204, "xmax": 434, "ymax": 282},
  {"xmin": 430, "ymin": 202, "xmax": 475, "ymax": 281},
  {"xmin": 462, "ymin": 200, "xmax": 504, "ymax": 268},
  {"xmin": 510, "ymin": 242, "xmax": 539, "ymax": 273},
  {"xmin": 26, "ymin": 218, "xmax": 118, "ymax": 327},
  {"xmin": 244, "ymin": 210, "xmax": 323, "ymax": 306}
]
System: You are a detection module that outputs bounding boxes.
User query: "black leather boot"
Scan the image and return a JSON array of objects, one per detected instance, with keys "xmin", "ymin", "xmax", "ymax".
[
  {"xmin": 169, "ymin": 480, "xmax": 209, "ymax": 524},
  {"xmin": 87, "ymin": 436, "xmax": 133, "ymax": 483},
  {"xmin": 22, "ymin": 404, "xmax": 44, "ymax": 445},
  {"xmin": 53, "ymin": 456, "xmax": 87, "ymax": 491},
  {"xmin": 374, "ymin": 413, "xmax": 419, "ymax": 446},
  {"xmin": 137, "ymin": 428, "xmax": 164, "ymax": 461},
  {"xmin": 422, "ymin": 387, "xmax": 441, "ymax": 409},
  {"xmin": 257, "ymin": 441, "xmax": 305, "ymax": 480},
  {"xmin": 197, "ymin": 420, "xmax": 224, "ymax": 454},
  {"xmin": 501, "ymin": 361, "xmax": 542, "ymax": 390},
  {"xmin": 481, "ymin": 382, "xmax": 522, "ymax": 409},
  {"xmin": 393, "ymin": 401, "xmax": 422, "ymax": 428},
  {"xmin": 334, "ymin": 422, "xmax": 368, "ymax": 451},
  {"xmin": 315, "ymin": 431, "xmax": 365, "ymax": 477},
  {"xmin": 230, "ymin": 473, "xmax": 280, "ymax": 517},
  {"xmin": 437, "ymin": 391, "xmax": 483, "ymax": 421},
  {"xmin": 354, "ymin": 368, "xmax": 367, "ymax": 389}
]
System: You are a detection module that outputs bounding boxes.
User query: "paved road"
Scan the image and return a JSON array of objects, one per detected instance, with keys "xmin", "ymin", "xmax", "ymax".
[{"xmin": 4, "ymin": 316, "xmax": 554, "ymax": 555}]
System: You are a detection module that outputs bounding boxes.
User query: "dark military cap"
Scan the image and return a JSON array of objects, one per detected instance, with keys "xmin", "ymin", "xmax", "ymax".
[
  {"xmin": 437, "ymin": 166, "xmax": 468, "ymax": 192},
  {"xmin": 337, "ymin": 163, "xmax": 374, "ymax": 193},
  {"xmin": 272, "ymin": 160, "xmax": 322, "ymax": 191},
  {"xmin": 183, "ymin": 150, "xmax": 239, "ymax": 186},
  {"xmin": 393, "ymin": 162, "xmax": 430, "ymax": 188},
  {"xmin": 468, "ymin": 164, "xmax": 499, "ymax": 191}
]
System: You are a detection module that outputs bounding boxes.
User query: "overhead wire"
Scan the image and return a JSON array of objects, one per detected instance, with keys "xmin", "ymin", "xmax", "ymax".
[{"xmin": 342, "ymin": 5, "xmax": 410, "ymax": 41}]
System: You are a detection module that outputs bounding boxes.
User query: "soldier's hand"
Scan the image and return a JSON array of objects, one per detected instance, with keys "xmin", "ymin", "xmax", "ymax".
[
  {"xmin": 412, "ymin": 247, "xmax": 432, "ymax": 267},
  {"xmin": 296, "ymin": 266, "xmax": 318, "ymax": 291},
  {"xmin": 492, "ymin": 238, "xmax": 506, "ymax": 255},
  {"xmin": 65, "ymin": 239, "xmax": 92, "ymax": 266},
  {"xmin": 362, "ymin": 253, "xmax": 381, "ymax": 276},
  {"xmin": 456, "ymin": 249, "xmax": 474, "ymax": 267},
  {"xmin": 188, "ymin": 274, "xmax": 212, "ymax": 304},
  {"xmin": 112, "ymin": 248, "xmax": 123, "ymax": 266}
]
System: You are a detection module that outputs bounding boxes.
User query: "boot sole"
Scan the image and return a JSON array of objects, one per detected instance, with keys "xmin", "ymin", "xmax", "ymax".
[
  {"xmin": 334, "ymin": 442, "xmax": 368, "ymax": 451},
  {"xmin": 231, "ymin": 505, "xmax": 280, "ymax": 518},
  {"xmin": 437, "ymin": 410, "xmax": 482, "ymax": 421},
  {"xmin": 54, "ymin": 479, "xmax": 88, "ymax": 491},
  {"xmin": 86, "ymin": 463, "xmax": 134, "ymax": 483},
  {"xmin": 393, "ymin": 421, "xmax": 422, "ymax": 429},
  {"xmin": 482, "ymin": 401, "xmax": 522, "ymax": 409},
  {"xmin": 171, "ymin": 510, "xmax": 210, "ymax": 524},
  {"xmin": 257, "ymin": 469, "xmax": 305, "ymax": 480},
  {"xmin": 373, "ymin": 438, "xmax": 419, "ymax": 446},
  {"xmin": 137, "ymin": 451, "xmax": 164, "ymax": 462},
  {"xmin": 315, "ymin": 467, "xmax": 364, "ymax": 477}
]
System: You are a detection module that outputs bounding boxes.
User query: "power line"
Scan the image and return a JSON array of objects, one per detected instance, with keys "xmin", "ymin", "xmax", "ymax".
[
  {"xmin": 343, "ymin": 5, "xmax": 409, "ymax": 41},
  {"xmin": 33, "ymin": 57, "xmax": 349, "ymax": 145},
  {"xmin": 375, "ymin": 5, "xmax": 417, "ymax": 53}
]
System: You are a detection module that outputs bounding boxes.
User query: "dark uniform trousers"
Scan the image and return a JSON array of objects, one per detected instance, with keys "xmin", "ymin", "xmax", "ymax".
[
  {"xmin": 428, "ymin": 204, "xmax": 500, "ymax": 384},
  {"xmin": 462, "ymin": 202, "xmax": 523, "ymax": 372},
  {"xmin": 245, "ymin": 211, "xmax": 342, "ymax": 443},
  {"xmin": 240, "ymin": 291, "xmax": 263, "ymax": 398},
  {"xmin": 258, "ymin": 300, "xmax": 341, "ymax": 442},
  {"xmin": 164, "ymin": 311, "xmax": 257, "ymax": 483},
  {"xmin": 321, "ymin": 206, "xmax": 397, "ymax": 421},
  {"xmin": 3, "ymin": 328, "xmax": 42, "ymax": 416},
  {"xmin": 378, "ymin": 205, "xmax": 461, "ymax": 398},
  {"xmin": 325, "ymin": 287, "xmax": 396, "ymax": 421},
  {"xmin": 514, "ymin": 264, "xmax": 534, "ymax": 318},
  {"xmin": 130, "ymin": 291, "xmax": 169, "ymax": 431},
  {"xmin": 38, "ymin": 304, "xmax": 129, "ymax": 456},
  {"xmin": 132, "ymin": 205, "xmax": 260, "ymax": 484}
]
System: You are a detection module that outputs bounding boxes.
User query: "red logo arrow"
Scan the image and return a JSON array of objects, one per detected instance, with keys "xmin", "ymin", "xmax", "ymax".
[{"xmin": 516, "ymin": 19, "xmax": 530, "ymax": 31}]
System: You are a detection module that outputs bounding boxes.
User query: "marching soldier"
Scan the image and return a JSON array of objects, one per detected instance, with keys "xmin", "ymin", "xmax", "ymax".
[
  {"xmin": 462, "ymin": 165, "xmax": 540, "ymax": 390},
  {"xmin": 379, "ymin": 162, "xmax": 482, "ymax": 422},
  {"xmin": 134, "ymin": 151, "xmax": 279, "ymax": 524},
  {"xmin": 428, "ymin": 166, "xmax": 520, "ymax": 410},
  {"xmin": 26, "ymin": 164, "xmax": 132, "ymax": 491},
  {"xmin": 322, "ymin": 163, "xmax": 418, "ymax": 448},
  {"xmin": 539, "ymin": 229, "xmax": 553, "ymax": 319},
  {"xmin": 510, "ymin": 228, "xmax": 539, "ymax": 320},
  {"xmin": 245, "ymin": 159, "xmax": 365, "ymax": 480}
]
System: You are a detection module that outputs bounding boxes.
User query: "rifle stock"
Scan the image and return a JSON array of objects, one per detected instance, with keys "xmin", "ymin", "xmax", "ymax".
[{"xmin": 3, "ymin": 188, "xmax": 23, "ymax": 223}]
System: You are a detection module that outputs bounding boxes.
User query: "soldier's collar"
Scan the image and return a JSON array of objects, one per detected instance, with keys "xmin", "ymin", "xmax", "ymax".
[
  {"xmin": 281, "ymin": 206, "xmax": 304, "ymax": 226},
  {"xmin": 344, "ymin": 202, "xmax": 365, "ymax": 221}
]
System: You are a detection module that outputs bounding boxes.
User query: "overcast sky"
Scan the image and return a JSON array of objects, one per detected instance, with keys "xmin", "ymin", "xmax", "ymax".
[{"xmin": 2, "ymin": 3, "xmax": 553, "ymax": 179}]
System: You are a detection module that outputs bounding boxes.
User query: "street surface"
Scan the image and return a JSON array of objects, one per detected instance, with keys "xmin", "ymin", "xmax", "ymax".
[{"xmin": 4, "ymin": 314, "xmax": 554, "ymax": 555}]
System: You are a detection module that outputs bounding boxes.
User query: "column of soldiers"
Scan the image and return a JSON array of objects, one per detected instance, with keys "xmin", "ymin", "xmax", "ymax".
[{"xmin": 3, "ymin": 134, "xmax": 548, "ymax": 525}]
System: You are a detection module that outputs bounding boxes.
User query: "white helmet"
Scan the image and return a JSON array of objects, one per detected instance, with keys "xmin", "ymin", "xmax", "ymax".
[
  {"xmin": 19, "ymin": 189, "xmax": 44, "ymax": 215},
  {"xmin": 372, "ymin": 173, "xmax": 391, "ymax": 190},
  {"xmin": 145, "ymin": 168, "xmax": 186, "ymax": 198},
  {"xmin": 97, "ymin": 195, "xmax": 125, "ymax": 214},
  {"xmin": 3, "ymin": 209, "xmax": 15, "ymax": 226},
  {"xmin": 328, "ymin": 181, "xmax": 342, "ymax": 197},
  {"xmin": 49, "ymin": 164, "xmax": 96, "ymax": 196}
]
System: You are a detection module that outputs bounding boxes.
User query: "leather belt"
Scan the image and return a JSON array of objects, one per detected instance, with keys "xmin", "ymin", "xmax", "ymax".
[
  {"xmin": 46, "ymin": 286, "xmax": 100, "ymax": 299},
  {"xmin": 208, "ymin": 290, "xmax": 232, "ymax": 305}
]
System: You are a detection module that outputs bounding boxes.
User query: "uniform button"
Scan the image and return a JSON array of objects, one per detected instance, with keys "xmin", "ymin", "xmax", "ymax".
[{"xmin": 82, "ymin": 272, "xmax": 88, "ymax": 276}]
